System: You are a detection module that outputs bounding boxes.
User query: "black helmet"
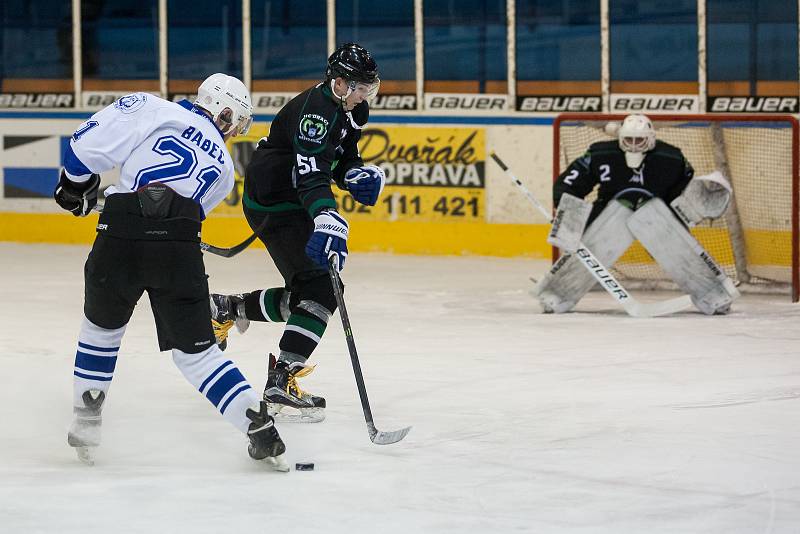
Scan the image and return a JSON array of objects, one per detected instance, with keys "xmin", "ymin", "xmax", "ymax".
[{"xmin": 325, "ymin": 43, "xmax": 378, "ymax": 84}]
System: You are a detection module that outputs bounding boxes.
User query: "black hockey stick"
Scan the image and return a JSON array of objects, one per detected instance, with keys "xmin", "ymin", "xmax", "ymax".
[
  {"xmin": 95, "ymin": 202, "xmax": 265, "ymax": 258},
  {"xmin": 199, "ymin": 226, "xmax": 260, "ymax": 258},
  {"xmin": 328, "ymin": 258, "xmax": 412, "ymax": 445}
]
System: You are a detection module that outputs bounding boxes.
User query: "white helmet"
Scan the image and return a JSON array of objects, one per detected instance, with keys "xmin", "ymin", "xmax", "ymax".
[
  {"xmin": 195, "ymin": 73, "xmax": 253, "ymax": 137},
  {"xmin": 618, "ymin": 114, "xmax": 656, "ymax": 169}
]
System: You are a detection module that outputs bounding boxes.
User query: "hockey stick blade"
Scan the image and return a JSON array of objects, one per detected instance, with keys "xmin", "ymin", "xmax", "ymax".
[
  {"xmin": 369, "ymin": 422, "xmax": 412, "ymax": 445},
  {"xmin": 328, "ymin": 259, "xmax": 411, "ymax": 445},
  {"xmin": 199, "ymin": 232, "xmax": 258, "ymax": 258},
  {"xmin": 489, "ymin": 152, "xmax": 692, "ymax": 318}
]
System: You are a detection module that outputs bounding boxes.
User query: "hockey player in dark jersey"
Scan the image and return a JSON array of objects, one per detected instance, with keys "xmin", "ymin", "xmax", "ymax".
[
  {"xmin": 209, "ymin": 43, "xmax": 385, "ymax": 422},
  {"xmin": 536, "ymin": 114, "xmax": 738, "ymax": 315},
  {"xmin": 554, "ymin": 115, "xmax": 694, "ymax": 223}
]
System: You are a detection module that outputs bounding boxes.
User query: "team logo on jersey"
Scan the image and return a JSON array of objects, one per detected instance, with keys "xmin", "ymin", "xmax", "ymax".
[
  {"xmin": 114, "ymin": 93, "xmax": 147, "ymax": 114},
  {"xmin": 298, "ymin": 114, "xmax": 329, "ymax": 144}
]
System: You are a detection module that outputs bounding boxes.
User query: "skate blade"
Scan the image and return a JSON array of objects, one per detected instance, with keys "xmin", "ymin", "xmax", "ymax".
[
  {"xmin": 260, "ymin": 454, "xmax": 289, "ymax": 472},
  {"xmin": 267, "ymin": 404, "xmax": 325, "ymax": 424},
  {"xmin": 74, "ymin": 446, "xmax": 95, "ymax": 466}
]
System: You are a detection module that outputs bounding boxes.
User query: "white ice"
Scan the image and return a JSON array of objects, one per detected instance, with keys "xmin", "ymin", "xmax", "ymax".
[{"xmin": 1, "ymin": 242, "xmax": 799, "ymax": 533}]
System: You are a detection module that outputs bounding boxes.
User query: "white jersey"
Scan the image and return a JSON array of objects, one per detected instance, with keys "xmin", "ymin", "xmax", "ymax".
[{"xmin": 64, "ymin": 93, "xmax": 234, "ymax": 218}]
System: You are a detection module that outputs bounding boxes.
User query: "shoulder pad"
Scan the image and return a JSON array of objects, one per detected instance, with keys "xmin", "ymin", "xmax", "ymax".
[
  {"xmin": 588, "ymin": 140, "xmax": 619, "ymax": 154},
  {"xmin": 650, "ymin": 140, "xmax": 685, "ymax": 160}
]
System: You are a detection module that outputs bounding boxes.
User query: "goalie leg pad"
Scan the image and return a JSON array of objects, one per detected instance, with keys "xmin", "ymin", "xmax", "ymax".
[
  {"xmin": 627, "ymin": 198, "xmax": 740, "ymax": 315},
  {"xmin": 534, "ymin": 201, "xmax": 635, "ymax": 312}
]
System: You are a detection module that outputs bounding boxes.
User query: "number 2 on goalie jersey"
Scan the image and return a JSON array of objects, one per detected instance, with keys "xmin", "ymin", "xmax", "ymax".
[{"xmin": 135, "ymin": 135, "xmax": 221, "ymax": 201}]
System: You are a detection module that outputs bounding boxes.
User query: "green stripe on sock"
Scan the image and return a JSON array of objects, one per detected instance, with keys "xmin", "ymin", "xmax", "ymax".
[
  {"xmin": 263, "ymin": 288, "xmax": 286, "ymax": 322},
  {"xmin": 287, "ymin": 314, "xmax": 327, "ymax": 337}
]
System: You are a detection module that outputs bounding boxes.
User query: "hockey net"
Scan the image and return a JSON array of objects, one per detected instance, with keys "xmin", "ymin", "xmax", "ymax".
[{"xmin": 553, "ymin": 113, "xmax": 799, "ymax": 301}]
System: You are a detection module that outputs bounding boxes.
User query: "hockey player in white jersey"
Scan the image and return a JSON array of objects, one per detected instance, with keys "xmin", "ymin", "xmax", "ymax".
[{"xmin": 54, "ymin": 73, "xmax": 287, "ymax": 470}]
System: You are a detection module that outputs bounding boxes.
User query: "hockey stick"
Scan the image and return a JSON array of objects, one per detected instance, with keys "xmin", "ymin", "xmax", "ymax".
[
  {"xmin": 94, "ymin": 202, "xmax": 264, "ymax": 258},
  {"xmin": 328, "ymin": 258, "xmax": 412, "ymax": 444},
  {"xmin": 489, "ymin": 152, "xmax": 692, "ymax": 318}
]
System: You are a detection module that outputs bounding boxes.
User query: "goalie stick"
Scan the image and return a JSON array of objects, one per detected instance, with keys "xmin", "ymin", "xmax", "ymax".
[
  {"xmin": 94, "ymin": 202, "xmax": 265, "ymax": 258},
  {"xmin": 328, "ymin": 258, "xmax": 412, "ymax": 445},
  {"xmin": 489, "ymin": 152, "xmax": 692, "ymax": 318}
]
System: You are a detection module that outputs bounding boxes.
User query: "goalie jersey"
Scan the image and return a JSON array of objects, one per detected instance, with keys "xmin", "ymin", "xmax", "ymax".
[
  {"xmin": 63, "ymin": 93, "xmax": 235, "ymax": 219},
  {"xmin": 245, "ymin": 82, "xmax": 368, "ymax": 216},
  {"xmin": 554, "ymin": 140, "xmax": 694, "ymax": 222}
]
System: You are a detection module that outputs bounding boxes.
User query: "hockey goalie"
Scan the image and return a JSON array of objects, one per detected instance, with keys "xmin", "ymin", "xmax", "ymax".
[{"xmin": 535, "ymin": 114, "xmax": 740, "ymax": 315}]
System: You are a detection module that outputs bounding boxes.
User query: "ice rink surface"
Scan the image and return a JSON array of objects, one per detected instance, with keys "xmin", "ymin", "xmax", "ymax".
[{"xmin": 1, "ymin": 242, "xmax": 799, "ymax": 533}]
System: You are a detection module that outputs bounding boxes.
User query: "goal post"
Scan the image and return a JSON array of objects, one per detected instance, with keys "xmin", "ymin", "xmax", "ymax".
[{"xmin": 553, "ymin": 113, "xmax": 799, "ymax": 302}]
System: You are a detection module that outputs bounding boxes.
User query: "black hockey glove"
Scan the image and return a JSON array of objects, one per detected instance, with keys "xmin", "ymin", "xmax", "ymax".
[{"xmin": 54, "ymin": 170, "xmax": 100, "ymax": 216}]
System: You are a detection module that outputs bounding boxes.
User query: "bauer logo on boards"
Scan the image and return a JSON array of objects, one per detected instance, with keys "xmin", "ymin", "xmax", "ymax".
[
  {"xmin": 516, "ymin": 96, "xmax": 601, "ymax": 112},
  {"xmin": 425, "ymin": 93, "xmax": 508, "ymax": 112},
  {"xmin": 611, "ymin": 94, "xmax": 699, "ymax": 113},
  {"xmin": 708, "ymin": 96, "xmax": 798, "ymax": 113}
]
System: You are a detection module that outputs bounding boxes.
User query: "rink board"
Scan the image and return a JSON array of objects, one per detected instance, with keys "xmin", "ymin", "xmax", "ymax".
[{"xmin": 0, "ymin": 113, "xmax": 555, "ymax": 258}]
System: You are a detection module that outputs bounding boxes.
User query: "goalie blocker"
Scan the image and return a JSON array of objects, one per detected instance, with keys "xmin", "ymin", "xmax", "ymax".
[{"xmin": 535, "ymin": 198, "xmax": 738, "ymax": 315}]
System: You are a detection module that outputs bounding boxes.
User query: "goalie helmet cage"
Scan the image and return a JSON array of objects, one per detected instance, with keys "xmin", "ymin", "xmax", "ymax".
[{"xmin": 553, "ymin": 113, "xmax": 799, "ymax": 302}]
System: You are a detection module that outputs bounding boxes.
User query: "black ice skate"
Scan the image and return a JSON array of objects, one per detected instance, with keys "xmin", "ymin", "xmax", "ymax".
[
  {"xmin": 263, "ymin": 354, "xmax": 326, "ymax": 423},
  {"xmin": 246, "ymin": 401, "xmax": 288, "ymax": 472},
  {"xmin": 67, "ymin": 389, "xmax": 105, "ymax": 466},
  {"xmin": 209, "ymin": 293, "xmax": 249, "ymax": 351}
]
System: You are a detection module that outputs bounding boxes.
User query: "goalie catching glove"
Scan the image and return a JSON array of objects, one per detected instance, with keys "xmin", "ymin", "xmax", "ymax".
[
  {"xmin": 306, "ymin": 210, "xmax": 349, "ymax": 271},
  {"xmin": 344, "ymin": 165, "xmax": 385, "ymax": 206},
  {"xmin": 54, "ymin": 170, "xmax": 101, "ymax": 216},
  {"xmin": 670, "ymin": 170, "xmax": 732, "ymax": 226}
]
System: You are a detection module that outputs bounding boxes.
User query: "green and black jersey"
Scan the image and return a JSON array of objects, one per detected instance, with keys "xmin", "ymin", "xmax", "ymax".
[
  {"xmin": 245, "ymin": 82, "xmax": 368, "ymax": 216},
  {"xmin": 554, "ymin": 140, "xmax": 694, "ymax": 222}
]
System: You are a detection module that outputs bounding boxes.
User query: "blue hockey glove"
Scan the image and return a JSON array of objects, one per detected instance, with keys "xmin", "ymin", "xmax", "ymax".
[
  {"xmin": 306, "ymin": 210, "xmax": 349, "ymax": 271},
  {"xmin": 54, "ymin": 170, "xmax": 100, "ymax": 216},
  {"xmin": 344, "ymin": 165, "xmax": 385, "ymax": 206}
]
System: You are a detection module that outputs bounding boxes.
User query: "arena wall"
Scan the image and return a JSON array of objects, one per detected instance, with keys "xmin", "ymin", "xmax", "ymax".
[{"xmin": 0, "ymin": 113, "xmax": 556, "ymax": 258}]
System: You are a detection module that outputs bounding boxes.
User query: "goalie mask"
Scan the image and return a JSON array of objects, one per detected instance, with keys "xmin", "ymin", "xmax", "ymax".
[
  {"xmin": 325, "ymin": 43, "xmax": 380, "ymax": 106},
  {"xmin": 618, "ymin": 114, "xmax": 656, "ymax": 169},
  {"xmin": 195, "ymin": 73, "xmax": 253, "ymax": 137}
]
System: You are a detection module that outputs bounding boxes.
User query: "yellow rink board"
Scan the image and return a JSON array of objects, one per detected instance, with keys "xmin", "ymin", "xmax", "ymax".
[
  {"xmin": 0, "ymin": 211, "xmax": 552, "ymax": 258},
  {"xmin": 1, "ymin": 212, "xmax": 790, "ymax": 266}
]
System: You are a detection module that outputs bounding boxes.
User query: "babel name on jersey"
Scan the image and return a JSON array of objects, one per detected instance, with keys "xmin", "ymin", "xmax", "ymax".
[
  {"xmin": 0, "ymin": 93, "xmax": 74, "ymax": 108},
  {"xmin": 708, "ymin": 96, "xmax": 798, "ymax": 113}
]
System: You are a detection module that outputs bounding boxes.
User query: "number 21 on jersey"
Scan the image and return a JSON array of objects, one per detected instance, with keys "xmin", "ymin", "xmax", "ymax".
[{"xmin": 135, "ymin": 135, "xmax": 221, "ymax": 201}]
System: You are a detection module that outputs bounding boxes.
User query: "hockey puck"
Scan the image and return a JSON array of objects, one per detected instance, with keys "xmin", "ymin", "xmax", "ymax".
[{"xmin": 295, "ymin": 462, "xmax": 315, "ymax": 471}]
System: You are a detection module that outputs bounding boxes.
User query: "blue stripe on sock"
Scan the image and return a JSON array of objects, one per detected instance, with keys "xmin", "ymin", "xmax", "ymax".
[
  {"xmin": 74, "ymin": 370, "xmax": 113, "ymax": 381},
  {"xmin": 219, "ymin": 384, "xmax": 252, "ymax": 414},
  {"xmin": 199, "ymin": 360, "xmax": 233, "ymax": 394},
  {"xmin": 78, "ymin": 342, "xmax": 120, "ymax": 353},
  {"xmin": 205, "ymin": 368, "xmax": 247, "ymax": 407},
  {"xmin": 75, "ymin": 351, "xmax": 117, "ymax": 373}
]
